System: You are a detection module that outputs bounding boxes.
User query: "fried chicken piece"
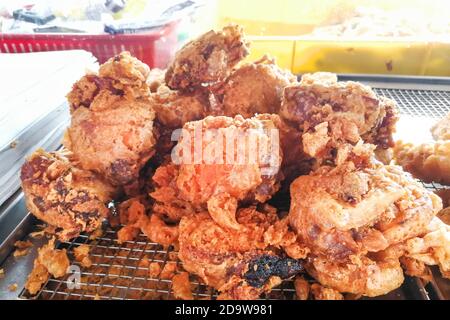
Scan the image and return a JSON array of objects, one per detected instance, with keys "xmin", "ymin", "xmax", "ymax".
[
  {"xmin": 172, "ymin": 272, "xmax": 194, "ymax": 300},
  {"xmin": 217, "ymin": 55, "xmax": 297, "ymax": 118},
  {"xmin": 65, "ymin": 52, "xmax": 156, "ymax": 186},
  {"xmin": 307, "ymin": 254, "xmax": 404, "ymax": 297},
  {"xmin": 280, "ymin": 72, "xmax": 398, "ymax": 150},
  {"xmin": 25, "ymin": 238, "xmax": 70, "ymax": 295},
  {"xmin": 289, "ymin": 161, "xmax": 441, "ymax": 261},
  {"xmin": 165, "ymin": 25, "xmax": 250, "ymax": 90},
  {"xmin": 151, "ymin": 114, "xmax": 283, "ymax": 227},
  {"xmin": 431, "ymin": 111, "xmax": 450, "ymax": 141},
  {"xmin": 21, "ymin": 150, "xmax": 117, "ymax": 241},
  {"xmin": 393, "ymin": 140, "xmax": 450, "ymax": 185},
  {"xmin": 178, "ymin": 206, "xmax": 303, "ymax": 299},
  {"xmin": 147, "ymin": 68, "xmax": 166, "ymax": 93},
  {"xmin": 151, "ymin": 85, "xmax": 211, "ymax": 128},
  {"xmin": 401, "ymin": 217, "xmax": 450, "ymax": 279}
]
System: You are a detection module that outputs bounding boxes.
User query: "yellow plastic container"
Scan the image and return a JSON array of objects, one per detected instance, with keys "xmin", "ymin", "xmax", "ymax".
[{"xmin": 216, "ymin": 0, "xmax": 450, "ymax": 76}]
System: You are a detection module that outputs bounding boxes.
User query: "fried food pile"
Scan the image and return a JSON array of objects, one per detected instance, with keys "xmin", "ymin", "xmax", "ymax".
[{"xmin": 20, "ymin": 24, "xmax": 450, "ymax": 300}]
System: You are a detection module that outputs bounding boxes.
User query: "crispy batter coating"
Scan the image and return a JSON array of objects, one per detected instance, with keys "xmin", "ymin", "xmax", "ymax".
[
  {"xmin": 151, "ymin": 85, "xmax": 211, "ymax": 128},
  {"xmin": 281, "ymin": 72, "xmax": 398, "ymax": 150},
  {"xmin": 310, "ymin": 283, "xmax": 344, "ymax": 300},
  {"xmin": 147, "ymin": 68, "xmax": 166, "ymax": 93},
  {"xmin": 394, "ymin": 140, "xmax": 450, "ymax": 185},
  {"xmin": 294, "ymin": 276, "xmax": 310, "ymax": 300},
  {"xmin": 74, "ymin": 244, "xmax": 93, "ymax": 268},
  {"xmin": 25, "ymin": 238, "xmax": 69, "ymax": 295},
  {"xmin": 65, "ymin": 52, "xmax": 156, "ymax": 186},
  {"xmin": 151, "ymin": 114, "xmax": 283, "ymax": 228},
  {"xmin": 289, "ymin": 161, "xmax": 441, "ymax": 262},
  {"xmin": 165, "ymin": 25, "xmax": 250, "ymax": 90},
  {"xmin": 21, "ymin": 150, "xmax": 117, "ymax": 241},
  {"xmin": 308, "ymin": 254, "xmax": 404, "ymax": 297},
  {"xmin": 172, "ymin": 272, "xmax": 194, "ymax": 300},
  {"xmin": 431, "ymin": 111, "xmax": 450, "ymax": 140},
  {"xmin": 217, "ymin": 55, "xmax": 297, "ymax": 118},
  {"xmin": 178, "ymin": 205, "xmax": 302, "ymax": 295}
]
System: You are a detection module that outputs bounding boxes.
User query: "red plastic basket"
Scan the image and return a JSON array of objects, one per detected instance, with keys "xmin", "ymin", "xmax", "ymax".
[{"xmin": 0, "ymin": 21, "xmax": 179, "ymax": 68}]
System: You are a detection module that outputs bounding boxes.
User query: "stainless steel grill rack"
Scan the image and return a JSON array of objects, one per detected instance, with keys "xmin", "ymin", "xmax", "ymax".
[{"xmin": 1, "ymin": 75, "xmax": 449, "ymax": 300}]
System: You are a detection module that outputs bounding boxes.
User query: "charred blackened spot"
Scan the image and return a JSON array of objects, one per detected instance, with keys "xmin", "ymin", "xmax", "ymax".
[
  {"xmin": 244, "ymin": 255, "xmax": 304, "ymax": 288},
  {"xmin": 110, "ymin": 159, "xmax": 135, "ymax": 185},
  {"xmin": 114, "ymin": 55, "xmax": 121, "ymax": 62},
  {"xmin": 201, "ymin": 44, "xmax": 215, "ymax": 60},
  {"xmin": 342, "ymin": 194, "xmax": 357, "ymax": 204}
]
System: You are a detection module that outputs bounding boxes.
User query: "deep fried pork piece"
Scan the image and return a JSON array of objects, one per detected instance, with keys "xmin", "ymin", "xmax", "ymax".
[
  {"xmin": 288, "ymin": 140, "xmax": 442, "ymax": 296},
  {"xmin": 431, "ymin": 111, "xmax": 450, "ymax": 141},
  {"xmin": 65, "ymin": 52, "xmax": 156, "ymax": 186},
  {"xmin": 216, "ymin": 55, "xmax": 297, "ymax": 118},
  {"xmin": 25, "ymin": 238, "xmax": 70, "ymax": 295},
  {"xmin": 280, "ymin": 72, "xmax": 398, "ymax": 151},
  {"xmin": 165, "ymin": 25, "xmax": 250, "ymax": 90},
  {"xmin": 393, "ymin": 140, "xmax": 450, "ymax": 185},
  {"xmin": 151, "ymin": 85, "xmax": 211, "ymax": 129},
  {"xmin": 178, "ymin": 206, "xmax": 304, "ymax": 299},
  {"xmin": 21, "ymin": 150, "xmax": 117, "ymax": 241},
  {"xmin": 151, "ymin": 114, "xmax": 283, "ymax": 228}
]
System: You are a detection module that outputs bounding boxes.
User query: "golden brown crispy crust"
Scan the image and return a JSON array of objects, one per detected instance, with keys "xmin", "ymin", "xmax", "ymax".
[
  {"xmin": 217, "ymin": 55, "xmax": 297, "ymax": 118},
  {"xmin": 307, "ymin": 255, "xmax": 404, "ymax": 297},
  {"xmin": 289, "ymin": 161, "xmax": 442, "ymax": 262},
  {"xmin": 147, "ymin": 68, "xmax": 166, "ymax": 93},
  {"xmin": 280, "ymin": 72, "xmax": 398, "ymax": 150},
  {"xmin": 20, "ymin": 150, "xmax": 117, "ymax": 241},
  {"xmin": 294, "ymin": 276, "xmax": 310, "ymax": 300},
  {"xmin": 393, "ymin": 140, "xmax": 450, "ymax": 185},
  {"xmin": 151, "ymin": 85, "xmax": 211, "ymax": 128},
  {"xmin": 65, "ymin": 52, "xmax": 156, "ymax": 186},
  {"xmin": 172, "ymin": 272, "xmax": 194, "ymax": 300},
  {"xmin": 150, "ymin": 114, "xmax": 283, "ymax": 227},
  {"xmin": 431, "ymin": 111, "xmax": 450, "ymax": 141},
  {"xmin": 165, "ymin": 25, "xmax": 250, "ymax": 90},
  {"xmin": 179, "ymin": 205, "xmax": 302, "ymax": 299},
  {"xmin": 25, "ymin": 238, "xmax": 69, "ymax": 295},
  {"xmin": 310, "ymin": 283, "xmax": 344, "ymax": 300}
]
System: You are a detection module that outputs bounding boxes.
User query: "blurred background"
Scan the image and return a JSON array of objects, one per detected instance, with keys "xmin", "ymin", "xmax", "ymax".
[{"xmin": 1, "ymin": 0, "xmax": 449, "ymax": 76}]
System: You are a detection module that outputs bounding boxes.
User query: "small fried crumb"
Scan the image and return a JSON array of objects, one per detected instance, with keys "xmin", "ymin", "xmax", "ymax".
[
  {"xmin": 294, "ymin": 276, "xmax": 310, "ymax": 300},
  {"xmin": 8, "ymin": 283, "xmax": 18, "ymax": 292},
  {"xmin": 89, "ymin": 228, "xmax": 104, "ymax": 240},
  {"xmin": 0, "ymin": 268, "xmax": 4, "ymax": 278},
  {"xmin": 94, "ymin": 294, "xmax": 101, "ymax": 300},
  {"xmin": 15, "ymin": 240, "xmax": 33, "ymax": 249},
  {"xmin": 160, "ymin": 262, "xmax": 177, "ymax": 279},
  {"xmin": 172, "ymin": 272, "xmax": 193, "ymax": 300},
  {"xmin": 73, "ymin": 244, "xmax": 93, "ymax": 268},
  {"xmin": 29, "ymin": 230, "xmax": 46, "ymax": 238},
  {"xmin": 311, "ymin": 283, "xmax": 344, "ymax": 300},
  {"xmin": 13, "ymin": 248, "xmax": 30, "ymax": 257},
  {"xmin": 149, "ymin": 262, "xmax": 162, "ymax": 278}
]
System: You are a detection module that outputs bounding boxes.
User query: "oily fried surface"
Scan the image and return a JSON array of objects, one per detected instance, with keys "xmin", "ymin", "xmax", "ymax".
[
  {"xmin": 25, "ymin": 238, "xmax": 69, "ymax": 295},
  {"xmin": 150, "ymin": 114, "xmax": 283, "ymax": 228},
  {"xmin": 64, "ymin": 52, "xmax": 156, "ymax": 186},
  {"xmin": 151, "ymin": 85, "xmax": 211, "ymax": 128},
  {"xmin": 20, "ymin": 150, "xmax": 117, "ymax": 241},
  {"xmin": 165, "ymin": 25, "xmax": 250, "ymax": 90},
  {"xmin": 178, "ymin": 205, "xmax": 303, "ymax": 298},
  {"xmin": 394, "ymin": 140, "xmax": 450, "ymax": 185},
  {"xmin": 289, "ymin": 161, "xmax": 441, "ymax": 261},
  {"xmin": 280, "ymin": 72, "xmax": 398, "ymax": 150},
  {"xmin": 217, "ymin": 56, "xmax": 297, "ymax": 118},
  {"xmin": 431, "ymin": 111, "xmax": 450, "ymax": 141}
]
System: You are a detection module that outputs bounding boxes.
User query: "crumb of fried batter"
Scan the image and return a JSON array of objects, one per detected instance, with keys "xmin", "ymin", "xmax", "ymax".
[
  {"xmin": 15, "ymin": 240, "xmax": 33, "ymax": 249},
  {"xmin": 0, "ymin": 268, "xmax": 4, "ymax": 278},
  {"xmin": 74, "ymin": 244, "xmax": 93, "ymax": 268},
  {"xmin": 94, "ymin": 294, "xmax": 101, "ymax": 300},
  {"xmin": 172, "ymin": 272, "xmax": 194, "ymax": 300},
  {"xmin": 160, "ymin": 262, "xmax": 177, "ymax": 280},
  {"xmin": 294, "ymin": 276, "xmax": 310, "ymax": 300},
  {"xmin": 8, "ymin": 283, "xmax": 18, "ymax": 292},
  {"xmin": 148, "ymin": 262, "xmax": 162, "ymax": 278},
  {"xmin": 13, "ymin": 248, "xmax": 30, "ymax": 257},
  {"xmin": 89, "ymin": 228, "xmax": 104, "ymax": 240},
  {"xmin": 29, "ymin": 230, "xmax": 46, "ymax": 238},
  {"xmin": 311, "ymin": 283, "xmax": 344, "ymax": 300}
]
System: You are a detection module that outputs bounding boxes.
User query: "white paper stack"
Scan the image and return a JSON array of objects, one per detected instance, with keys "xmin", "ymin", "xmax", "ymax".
[{"xmin": 0, "ymin": 50, "xmax": 98, "ymax": 207}]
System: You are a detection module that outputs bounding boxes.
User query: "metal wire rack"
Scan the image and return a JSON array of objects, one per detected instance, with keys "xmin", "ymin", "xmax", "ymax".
[{"xmin": 16, "ymin": 87, "xmax": 450, "ymax": 300}]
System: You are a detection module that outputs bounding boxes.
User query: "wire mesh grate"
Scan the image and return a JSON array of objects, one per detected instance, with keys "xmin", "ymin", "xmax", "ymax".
[{"xmin": 17, "ymin": 87, "xmax": 450, "ymax": 300}]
